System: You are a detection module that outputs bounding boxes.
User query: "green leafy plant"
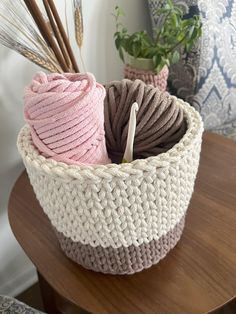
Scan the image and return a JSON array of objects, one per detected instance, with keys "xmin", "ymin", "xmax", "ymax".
[{"xmin": 113, "ymin": 0, "xmax": 202, "ymax": 73}]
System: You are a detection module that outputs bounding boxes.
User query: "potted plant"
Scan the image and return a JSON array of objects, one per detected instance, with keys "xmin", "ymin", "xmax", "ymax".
[{"xmin": 113, "ymin": 0, "xmax": 202, "ymax": 90}]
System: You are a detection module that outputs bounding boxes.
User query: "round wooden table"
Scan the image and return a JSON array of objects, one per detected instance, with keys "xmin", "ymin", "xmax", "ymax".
[{"xmin": 8, "ymin": 132, "xmax": 236, "ymax": 314}]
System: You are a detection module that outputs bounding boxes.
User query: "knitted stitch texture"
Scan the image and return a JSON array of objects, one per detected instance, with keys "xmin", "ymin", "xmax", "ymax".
[
  {"xmin": 55, "ymin": 215, "xmax": 185, "ymax": 274},
  {"xmin": 124, "ymin": 64, "xmax": 169, "ymax": 91},
  {"xmin": 17, "ymin": 94, "xmax": 203, "ymax": 274}
]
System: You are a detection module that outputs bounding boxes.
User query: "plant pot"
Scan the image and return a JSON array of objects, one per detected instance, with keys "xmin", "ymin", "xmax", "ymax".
[
  {"xmin": 125, "ymin": 53, "xmax": 156, "ymax": 71},
  {"xmin": 17, "ymin": 84, "xmax": 203, "ymax": 275},
  {"xmin": 124, "ymin": 54, "xmax": 169, "ymax": 90},
  {"xmin": 124, "ymin": 64, "xmax": 169, "ymax": 91}
]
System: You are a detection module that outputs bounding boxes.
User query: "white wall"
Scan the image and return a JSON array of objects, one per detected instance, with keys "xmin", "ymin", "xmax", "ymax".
[
  {"xmin": 0, "ymin": 0, "xmax": 151, "ymax": 296},
  {"xmin": 81, "ymin": 0, "xmax": 151, "ymax": 83},
  {"xmin": 0, "ymin": 50, "xmax": 39, "ymax": 296}
]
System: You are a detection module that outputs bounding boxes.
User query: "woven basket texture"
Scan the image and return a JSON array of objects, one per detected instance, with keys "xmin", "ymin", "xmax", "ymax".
[
  {"xmin": 18, "ymin": 89, "xmax": 203, "ymax": 274},
  {"xmin": 124, "ymin": 65, "xmax": 169, "ymax": 91}
]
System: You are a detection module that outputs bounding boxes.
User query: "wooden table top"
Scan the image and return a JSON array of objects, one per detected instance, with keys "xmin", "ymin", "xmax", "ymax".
[{"xmin": 8, "ymin": 132, "xmax": 236, "ymax": 314}]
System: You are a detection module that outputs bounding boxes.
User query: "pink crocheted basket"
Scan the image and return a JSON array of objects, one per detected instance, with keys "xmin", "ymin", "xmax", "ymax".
[{"xmin": 124, "ymin": 64, "xmax": 169, "ymax": 91}]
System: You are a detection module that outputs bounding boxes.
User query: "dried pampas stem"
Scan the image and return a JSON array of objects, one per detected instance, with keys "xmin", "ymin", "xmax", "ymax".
[
  {"xmin": 22, "ymin": 49, "xmax": 61, "ymax": 73},
  {"xmin": 64, "ymin": 0, "xmax": 70, "ymax": 38},
  {"xmin": 0, "ymin": 0, "xmax": 81, "ymax": 74},
  {"xmin": 0, "ymin": 29, "xmax": 61, "ymax": 73},
  {"xmin": 23, "ymin": 0, "xmax": 69, "ymax": 72},
  {"xmin": 74, "ymin": 3, "xmax": 83, "ymax": 47},
  {"xmin": 74, "ymin": 0, "xmax": 86, "ymax": 72}
]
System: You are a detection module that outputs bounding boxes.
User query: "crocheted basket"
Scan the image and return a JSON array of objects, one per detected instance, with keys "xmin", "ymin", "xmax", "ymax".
[
  {"xmin": 17, "ymin": 97, "xmax": 203, "ymax": 275},
  {"xmin": 124, "ymin": 64, "xmax": 169, "ymax": 91}
]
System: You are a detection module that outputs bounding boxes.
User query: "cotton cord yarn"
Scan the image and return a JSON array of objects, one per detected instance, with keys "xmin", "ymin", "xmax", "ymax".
[
  {"xmin": 124, "ymin": 64, "xmax": 169, "ymax": 91},
  {"xmin": 24, "ymin": 72, "xmax": 110, "ymax": 165},
  {"xmin": 104, "ymin": 79, "xmax": 187, "ymax": 163},
  {"xmin": 17, "ymin": 96, "xmax": 203, "ymax": 274}
]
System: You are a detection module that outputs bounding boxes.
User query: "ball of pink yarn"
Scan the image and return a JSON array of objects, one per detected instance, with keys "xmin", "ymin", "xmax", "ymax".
[{"xmin": 24, "ymin": 72, "xmax": 110, "ymax": 165}]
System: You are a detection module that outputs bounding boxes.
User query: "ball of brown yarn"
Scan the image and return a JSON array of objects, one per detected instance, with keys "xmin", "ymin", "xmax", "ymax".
[{"xmin": 104, "ymin": 79, "xmax": 187, "ymax": 163}]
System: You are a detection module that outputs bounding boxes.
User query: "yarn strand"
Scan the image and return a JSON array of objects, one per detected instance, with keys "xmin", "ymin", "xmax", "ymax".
[
  {"xmin": 104, "ymin": 79, "xmax": 187, "ymax": 162},
  {"xmin": 24, "ymin": 72, "xmax": 110, "ymax": 165}
]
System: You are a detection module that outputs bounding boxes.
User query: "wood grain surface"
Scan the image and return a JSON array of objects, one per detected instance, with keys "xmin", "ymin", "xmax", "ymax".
[{"xmin": 8, "ymin": 132, "xmax": 236, "ymax": 314}]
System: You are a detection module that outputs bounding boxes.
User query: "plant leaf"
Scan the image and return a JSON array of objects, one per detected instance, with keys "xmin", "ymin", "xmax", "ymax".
[{"xmin": 171, "ymin": 50, "xmax": 180, "ymax": 64}]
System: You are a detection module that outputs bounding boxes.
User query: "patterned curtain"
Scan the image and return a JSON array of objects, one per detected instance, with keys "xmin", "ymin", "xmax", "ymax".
[{"xmin": 148, "ymin": 0, "xmax": 236, "ymax": 139}]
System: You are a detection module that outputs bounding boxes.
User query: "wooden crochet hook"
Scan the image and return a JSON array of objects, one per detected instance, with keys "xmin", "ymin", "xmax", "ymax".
[{"xmin": 122, "ymin": 102, "xmax": 139, "ymax": 163}]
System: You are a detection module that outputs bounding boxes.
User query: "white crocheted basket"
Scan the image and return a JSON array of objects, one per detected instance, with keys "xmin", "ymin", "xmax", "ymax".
[{"xmin": 17, "ymin": 98, "xmax": 203, "ymax": 275}]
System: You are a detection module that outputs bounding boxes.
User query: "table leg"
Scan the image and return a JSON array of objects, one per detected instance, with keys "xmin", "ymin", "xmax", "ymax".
[
  {"xmin": 37, "ymin": 271, "xmax": 61, "ymax": 314},
  {"xmin": 37, "ymin": 271, "xmax": 90, "ymax": 314}
]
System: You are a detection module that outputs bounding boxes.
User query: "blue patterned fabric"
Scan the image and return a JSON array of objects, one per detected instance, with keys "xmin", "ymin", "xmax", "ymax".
[{"xmin": 148, "ymin": 0, "xmax": 236, "ymax": 139}]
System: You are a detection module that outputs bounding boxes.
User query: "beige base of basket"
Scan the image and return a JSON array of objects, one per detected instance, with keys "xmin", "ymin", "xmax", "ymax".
[{"xmin": 55, "ymin": 215, "xmax": 185, "ymax": 274}]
